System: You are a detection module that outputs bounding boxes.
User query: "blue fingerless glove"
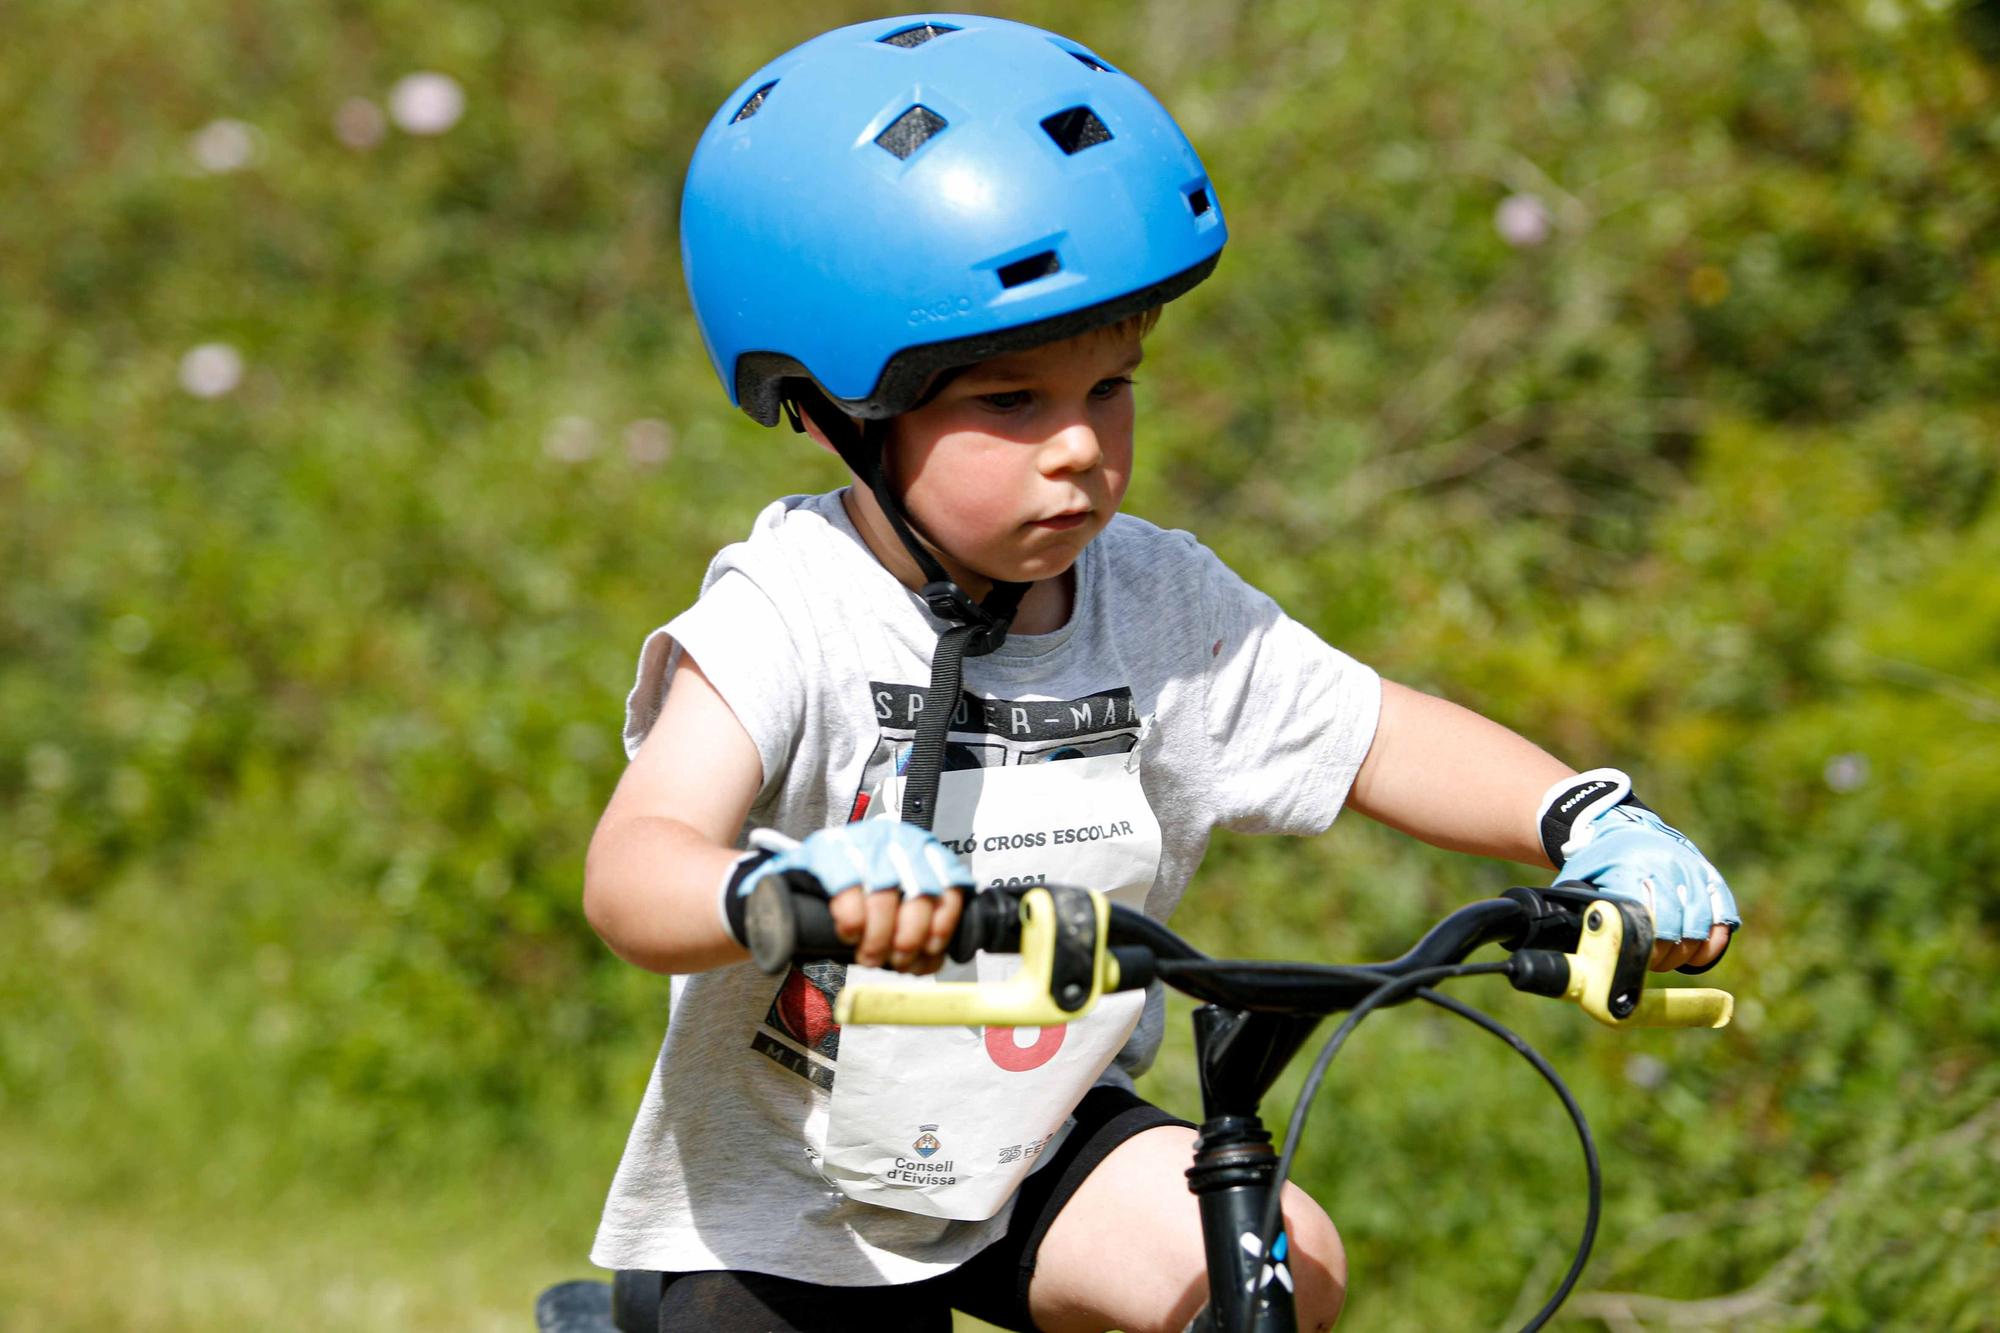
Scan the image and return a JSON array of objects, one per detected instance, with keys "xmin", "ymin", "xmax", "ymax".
[
  {"xmin": 717, "ymin": 821, "xmax": 975, "ymax": 946},
  {"xmin": 1536, "ymin": 769, "xmax": 1740, "ymax": 954}
]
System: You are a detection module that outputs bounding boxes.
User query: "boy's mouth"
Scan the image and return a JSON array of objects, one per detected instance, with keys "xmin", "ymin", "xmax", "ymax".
[{"xmin": 1029, "ymin": 510, "xmax": 1091, "ymax": 531}]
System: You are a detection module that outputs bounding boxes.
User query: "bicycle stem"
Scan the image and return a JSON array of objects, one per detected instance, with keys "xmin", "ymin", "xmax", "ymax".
[{"xmin": 1185, "ymin": 1004, "xmax": 1315, "ymax": 1333}]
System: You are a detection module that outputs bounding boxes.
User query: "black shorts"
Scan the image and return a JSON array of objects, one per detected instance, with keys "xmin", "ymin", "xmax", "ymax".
[{"xmin": 628, "ymin": 1085, "xmax": 1192, "ymax": 1332}]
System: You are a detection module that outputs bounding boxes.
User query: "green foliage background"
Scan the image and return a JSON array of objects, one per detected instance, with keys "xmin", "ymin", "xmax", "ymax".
[{"xmin": 3, "ymin": 0, "xmax": 1997, "ymax": 1327}]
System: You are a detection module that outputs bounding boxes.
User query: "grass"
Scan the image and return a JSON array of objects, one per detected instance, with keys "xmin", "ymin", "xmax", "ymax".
[{"xmin": 0, "ymin": 1131, "xmax": 587, "ymax": 1331}]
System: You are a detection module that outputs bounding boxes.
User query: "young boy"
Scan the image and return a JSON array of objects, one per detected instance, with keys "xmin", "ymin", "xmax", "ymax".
[{"xmin": 583, "ymin": 15, "xmax": 1737, "ymax": 1333}]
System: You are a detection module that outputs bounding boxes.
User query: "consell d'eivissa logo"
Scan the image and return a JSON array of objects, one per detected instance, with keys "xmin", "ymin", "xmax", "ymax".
[{"xmin": 886, "ymin": 1125, "xmax": 956, "ymax": 1185}]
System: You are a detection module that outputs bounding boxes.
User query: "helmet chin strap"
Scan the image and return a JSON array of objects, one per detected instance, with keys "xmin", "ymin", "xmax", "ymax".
[{"xmin": 784, "ymin": 384, "xmax": 1028, "ymax": 833}]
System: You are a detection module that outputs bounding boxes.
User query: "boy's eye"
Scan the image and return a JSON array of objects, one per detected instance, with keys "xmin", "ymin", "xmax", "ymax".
[{"xmin": 971, "ymin": 377, "xmax": 1133, "ymax": 411}]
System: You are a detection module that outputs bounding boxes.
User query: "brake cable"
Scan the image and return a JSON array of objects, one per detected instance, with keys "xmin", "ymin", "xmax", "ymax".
[
  {"xmin": 1237, "ymin": 962, "xmax": 1602, "ymax": 1333},
  {"xmin": 1416, "ymin": 987, "xmax": 1602, "ymax": 1332}
]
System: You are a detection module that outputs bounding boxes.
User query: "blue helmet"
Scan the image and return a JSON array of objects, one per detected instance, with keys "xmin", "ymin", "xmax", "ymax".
[{"xmin": 681, "ymin": 13, "xmax": 1226, "ymax": 426}]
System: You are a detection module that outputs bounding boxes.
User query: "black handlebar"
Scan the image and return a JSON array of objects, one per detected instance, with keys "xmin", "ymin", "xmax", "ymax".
[{"xmin": 742, "ymin": 876, "xmax": 1634, "ymax": 1017}]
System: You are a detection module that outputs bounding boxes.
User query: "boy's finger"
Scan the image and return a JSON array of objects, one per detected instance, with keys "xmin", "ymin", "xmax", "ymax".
[
  {"xmin": 829, "ymin": 886, "xmax": 865, "ymax": 943},
  {"xmin": 1651, "ymin": 937, "xmax": 1699, "ymax": 972},
  {"xmin": 854, "ymin": 888, "xmax": 900, "ymax": 967},
  {"xmin": 889, "ymin": 896, "xmax": 935, "ymax": 970},
  {"xmin": 926, "ymin": 888, "xmax": 965, "ymax": 956},
  {"xmin": 1684, "ymin": 923, "xmax": 1731, "ymax": 969}
]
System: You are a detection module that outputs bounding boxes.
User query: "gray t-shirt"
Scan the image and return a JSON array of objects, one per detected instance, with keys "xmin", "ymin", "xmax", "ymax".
[{"xmin": 591, "ymin": 491, "xmax": 1381, "ymax": 1283}]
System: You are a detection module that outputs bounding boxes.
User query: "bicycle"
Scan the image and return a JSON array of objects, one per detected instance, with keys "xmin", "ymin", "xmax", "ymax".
[{"xmin": 537, "ymin": 878, "xmax": 1733, "ymax": 1333}]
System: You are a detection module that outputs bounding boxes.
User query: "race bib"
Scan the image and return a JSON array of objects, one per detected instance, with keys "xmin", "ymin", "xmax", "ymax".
[{"xmin": 818, "ymin": 748, "xmax": 1162, "ymax": 1219}]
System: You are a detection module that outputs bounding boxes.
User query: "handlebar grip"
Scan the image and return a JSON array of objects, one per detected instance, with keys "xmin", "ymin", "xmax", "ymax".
[
  {"xmin": 1559, "ymin": 896, "xmax": 1736, "ymax": 1030},
  {"xmin": 835, "ymin": 885, "xmax": 1116, "ymax": 1027},
  {"xmin": 743, "ymin": 874, "xmax": 854, "ymax": 975},
  {"xmin": 1627, "ymin": 987, "xmax": 1735, "ymax": 1029},
  {"xmin": 743, "ymin": 876, "xmax": 1024, "ymax": 975}
]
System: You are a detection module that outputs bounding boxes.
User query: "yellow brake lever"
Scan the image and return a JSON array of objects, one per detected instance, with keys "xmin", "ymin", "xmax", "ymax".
[
  {"xmin": 834, "ymin": 886, "xmax": 1119, "ymax": 1028},
  {"xmin": 1565, "ymin": 899, "xmax": 1735, "ymax": 1029}
]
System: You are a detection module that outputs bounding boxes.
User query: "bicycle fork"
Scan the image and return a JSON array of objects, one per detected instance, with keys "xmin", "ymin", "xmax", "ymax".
[{"xmin": 1183, "ymin": 1004, "xmax": 1325, "ymax": 1333}]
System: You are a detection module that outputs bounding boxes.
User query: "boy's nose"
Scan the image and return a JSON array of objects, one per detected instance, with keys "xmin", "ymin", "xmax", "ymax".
[{"xmin": 1040, "ymin": 422, "xmax": 1102, "ymax": 475}]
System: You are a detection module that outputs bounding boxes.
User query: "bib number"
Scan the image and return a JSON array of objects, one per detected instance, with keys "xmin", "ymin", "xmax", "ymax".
[{"xmin": 819, "ymin": 750, "xmax": 1162, "ymax": 1219}]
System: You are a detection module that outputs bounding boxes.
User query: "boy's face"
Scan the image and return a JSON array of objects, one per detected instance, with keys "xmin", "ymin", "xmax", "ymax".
[{"xmin": 885, "ymin": 324, "xmax": 1142, "ymax": 592}]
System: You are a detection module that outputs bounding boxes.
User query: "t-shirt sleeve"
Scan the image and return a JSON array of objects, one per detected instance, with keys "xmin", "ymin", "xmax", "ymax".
[
  {"xmin": 621, "ymin": 569, "xmax": 805, "ymax": 798},
  {"xmin": 1197, "ymin": 548, "xmax": 1382, "ymax": 835}
]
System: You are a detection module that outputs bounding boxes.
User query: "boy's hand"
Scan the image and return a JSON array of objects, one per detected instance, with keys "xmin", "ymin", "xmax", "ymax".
[
  {"xmin": 737, "ymin": 823, "xmax": 973, "ymax": 974},
  {"xmin": 1537, "ymin": 769, "xmax": 1740, "ymax": 973}
]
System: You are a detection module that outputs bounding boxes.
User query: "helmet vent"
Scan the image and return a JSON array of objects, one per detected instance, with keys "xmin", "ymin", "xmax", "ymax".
[
  {"xmin": 1040, "ymin": 106, "xmax": 1113, "ymax": 155},
  {"xmin": 1066, "ymin": 50, "xmax": 1112, "ymax": 73},
  {"xmin": 880, "ymin": 22, "xmax": 960, "ymax": 48},
  {"xmin": 875, "ymin": 105, "xmax": 948, "ymax": 159},
  {"xmin": 996, "ymin": 251, "xmax": 1062, "ymax": 289},
  {"xmin": 732, "ymin": 81, "xmax": 777, "ymax": 123},
  {"xmin": 1187, "ymin": 186, "xmax": 1211, "ymax": 216}
]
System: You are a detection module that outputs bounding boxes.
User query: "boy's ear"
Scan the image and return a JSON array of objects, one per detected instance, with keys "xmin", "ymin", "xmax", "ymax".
[
  {"xmin": 801, "ymin": 415, "xmax": 842, "ymax": 458},
  {"xmin": 783, "ymin": 394, "xmax": 849, "ymax": 459}
]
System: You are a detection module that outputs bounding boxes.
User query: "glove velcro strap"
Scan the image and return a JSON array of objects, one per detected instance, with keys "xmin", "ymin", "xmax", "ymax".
[
  {"xmin": 1535, "ymin": 767, "xmax": 1645, "ymax": 867},
  {"xmin": 718, "ymin": 849, "xmax": 778, "ymax": 946}
]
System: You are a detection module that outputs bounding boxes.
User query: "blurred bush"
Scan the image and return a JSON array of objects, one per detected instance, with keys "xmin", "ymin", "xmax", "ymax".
[{"xmin": 2, "ymin": 0, "xmax": 1995, "ymax": 1327}]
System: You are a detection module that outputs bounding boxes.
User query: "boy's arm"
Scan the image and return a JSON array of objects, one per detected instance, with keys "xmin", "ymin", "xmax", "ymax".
[
  {"xmin": 1346, "ymin": 681, "xmax": 1573, "ymax": 867},
  {"xmin": 1346, "ymin": 680, "xmax": 1730, "ymax": 971},
  {"xmin": 583, "ymin": 653, "xmax": 963, "ymax": 975},
  {"xmin": 583, "ymin": 654, "xmax": 764, "ymax": 974}
]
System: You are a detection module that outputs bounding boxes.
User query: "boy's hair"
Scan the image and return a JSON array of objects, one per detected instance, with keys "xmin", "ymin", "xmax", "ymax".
[
  {"xmin": 961, "ymin": 305, "xmax": 1162, "ymax": 373},
  {"xmin": 904, "ymin": 307, "xmax": 1160, "ymax": 422},
  {"xmin": 1104, "ymin": 306, "xmax": 1165, "ymax": 344}
]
